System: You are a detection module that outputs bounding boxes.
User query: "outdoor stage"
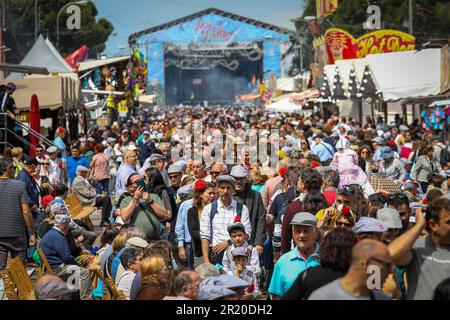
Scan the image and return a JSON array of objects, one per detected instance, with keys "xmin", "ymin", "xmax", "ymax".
[{"xmin": 128, "ymin": 8, "xmax": 295, "ymax": 105}]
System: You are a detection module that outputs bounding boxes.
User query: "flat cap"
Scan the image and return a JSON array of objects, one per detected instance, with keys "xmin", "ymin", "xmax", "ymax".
[
  {"xmin": 24, "ymin": 157, "xmax": 39, "ymax": 166},
  {"xmin": 126, "ymin": 237, "xmax": 148, "ymax": 248},
  {"xmin": 149, "ymin": 153, "xmax": 165, "ymax": 162},
  {"xmin": 290, "ymin": 212, "xmax": 318, "ymax": 227},
  {"xmin": 198, "ymin": 284, "xmax": 236, "ymax": 300},
  {"xmin": 230, "ymin": 165, "xmax": 249, "ymax": 178},
  {"xmin": 6, "ymin": 82, "xmax": 16, "ymax": 90},
  {"xmin": 177, "ymin": 184, "xmax": 193, "ymax": 198},
  {"xmin": 106, "ymin": 137, "xmax": 116, "ymax": 143},
  {"xmin": 216, "ymin": 175, "xmax": 236, "ymax": 186},
  {"xmin": 201, "ymin": 274, "xmax": 248, "ymax": 290},
  {"xmin": 231, "ymin": 246, "xmax": 251, "ymax": 258},
  {"xmin": 399, "ymin": 125, "xmax": 409, "ymax": 131},
  {"xmin": 227, "ymin": 222, "xmax": 246, "ymax": 235},
  {"xmin": 54, "ymin": 214, "xmax": 71, "ymax": 225},
  {"xmin": 76, "ymin": 165, "xmax": 90, "ymax": 172},
  {"xmin": 376, "ymin": 208, "xmax": 403, "ymax": 229},
  {"xmin": 143, "ymin": 130, "xmax": 151, "ymax": 135},
  {"xmin": 371, "ymin": 137, "xmax": 384, "ymax": 145},
  {"xmin": 174, "ymin": 160, "xmax": 188, "ymax": 171},
  {"xmin": 167, "ymin": 164, "xmax": 182, "ymax": 175},
  {"xmin": 353, "ymin": 217, "xmax": 388, "ymax": 234},
  {"xmin": 47, "ymin": 146, "xmax": 58, "ymax": 153}
]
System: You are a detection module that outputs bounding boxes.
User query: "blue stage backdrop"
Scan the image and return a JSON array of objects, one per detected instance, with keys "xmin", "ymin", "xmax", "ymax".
[{"xmin": 130, "ymin": 9, "xmax": 292, "ymax": 105}]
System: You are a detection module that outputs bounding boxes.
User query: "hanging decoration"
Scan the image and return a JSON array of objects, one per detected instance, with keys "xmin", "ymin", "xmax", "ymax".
[{"xmin": 125, "ymin": 49, "xmax": 148, "ymax": 107}]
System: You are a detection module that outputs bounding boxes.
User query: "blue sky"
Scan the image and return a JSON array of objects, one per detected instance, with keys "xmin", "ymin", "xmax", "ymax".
[{"xmin": 91, "ymin": 0, "xmax": 306, "ymax": 56}]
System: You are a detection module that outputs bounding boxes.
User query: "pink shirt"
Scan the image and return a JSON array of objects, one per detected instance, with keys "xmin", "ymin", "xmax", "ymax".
[
  {"xmin": 91, "ymin": 153, "xmax": 110, "ymax": 180},
  {"xmin": 262, "ymin": 176, "xmax": 283, "ymax": 208}
]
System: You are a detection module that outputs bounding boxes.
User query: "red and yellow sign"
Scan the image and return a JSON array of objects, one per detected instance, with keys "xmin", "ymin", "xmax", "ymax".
[
  {"xmin": 316, "ymin": 0, "xmax": 339, "ymax": 18},
  {"xmin": 325, "ymin": 28, "xmax": 416, "ymax": 64}
]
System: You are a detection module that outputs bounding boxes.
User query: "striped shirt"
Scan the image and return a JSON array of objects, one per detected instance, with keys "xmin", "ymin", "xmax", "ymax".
[
  {"xmin": 0, "ymin": 179, "xmax": 30, "ymax": 237},
  {"xmin": 200, "ymin": 199, "xmax": 251, "ymax": 246}
]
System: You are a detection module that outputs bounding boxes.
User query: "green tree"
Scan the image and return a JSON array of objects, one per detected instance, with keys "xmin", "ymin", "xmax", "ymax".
[
  {"xmin": 300, "ymin": 0, "xmax": 450, "ymax": 38},
  {"xmin": 4, "ymin": 0, "xmax": 114, "ymax": 63}
]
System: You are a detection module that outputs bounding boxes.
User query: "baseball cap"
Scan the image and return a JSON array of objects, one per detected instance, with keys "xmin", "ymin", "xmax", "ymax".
[
  {"xmin": 376, "ymin": 208, "xmax": 403, "ymax": 229},
  {"xmin": 41, "ymin": 195, "xmax": 55, "ymax": 207},
  {"xmin": 290, "ymin": 212, "xmax": 318, "ymax": 227},
  {"xmin": 379, "ymin": 146, "xmax": 394, "ymax": 159}
]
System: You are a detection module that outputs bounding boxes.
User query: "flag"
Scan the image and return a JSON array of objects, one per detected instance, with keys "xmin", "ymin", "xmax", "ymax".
[
  {"xmin": 65, "ymin": 45, "xmax": 89, "ymax": 72},
  {"xmin": 316, "ymin": 0, "xmax": 339, "ymax": 18}
]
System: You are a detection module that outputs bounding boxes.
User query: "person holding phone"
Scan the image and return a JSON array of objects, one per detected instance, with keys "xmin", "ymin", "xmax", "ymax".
[{"xmin": 117, "ymin": 173, "xmax": 172, "ymax": 240}]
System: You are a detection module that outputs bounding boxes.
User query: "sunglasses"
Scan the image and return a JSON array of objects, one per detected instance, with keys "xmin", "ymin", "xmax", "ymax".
[
  {"xmin": 210, "ymin": 171, "xmax": 221, "ymax": 176},
  {"xmin": 169, "ymin": 175, "xmax": 180, "ymax": 179},
  {"xmin": 337, "ymin": 185, "xmax": 355, "ymax": 195},
  {"xmin": 387, "ymin": 193, "xmax": 408, "ymax": 201}
]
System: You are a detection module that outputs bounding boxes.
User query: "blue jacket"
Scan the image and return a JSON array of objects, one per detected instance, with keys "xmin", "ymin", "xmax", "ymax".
[
  {"xmin": 67, "ymin": 156, "xmax": 88, "ymax": 184},
  {"xmin": 40, "ymin": 228, "xmax": 77, "ymax": 268},
  {"xmin": 16, "ymin": 169, "xmax": 39, "ymax": 207}
]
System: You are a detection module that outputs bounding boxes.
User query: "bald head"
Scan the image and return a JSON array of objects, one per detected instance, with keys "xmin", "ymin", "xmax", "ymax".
[
  {"xmin": 350, "ymin": 239, "xmax": 391, "ymax": 269},
  {"xmin": 124, "ymin": 149, "xmax": 137, "ymax": 165}
]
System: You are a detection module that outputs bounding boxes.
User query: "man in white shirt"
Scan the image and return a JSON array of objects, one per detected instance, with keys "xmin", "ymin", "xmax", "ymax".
[{"xmin": 200, "ymin": 175, "xmax": 251, "ymax": 265}]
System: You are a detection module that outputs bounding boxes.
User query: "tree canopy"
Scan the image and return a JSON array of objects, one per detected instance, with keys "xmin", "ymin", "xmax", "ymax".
[
  {"xmin": 4, "ymin": 0, "xmax": 114, "ymax": 63},
  {"xmin": 301, "ymin": 0, "xmax": 450, "ymax": 38}
]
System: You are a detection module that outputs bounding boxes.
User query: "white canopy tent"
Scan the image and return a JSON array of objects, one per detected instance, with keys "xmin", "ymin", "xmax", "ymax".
[
  {"xmin": 365, "ymin": 49, "xmax": 441, "ymax": 101},
  {"xmin": 323, "ymin": 49, "xmax": 441, "ymax": 102},
  {"xmin": 265, "ymin": 96, "xmax": 304, "ymax": 113},
  {"xmin": 7, "ymin": 35, "xmax": 74, "ymax": 80}
]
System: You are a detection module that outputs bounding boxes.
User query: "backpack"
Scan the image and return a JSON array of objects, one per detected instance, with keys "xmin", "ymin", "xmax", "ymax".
[
  {"xmin": 272, "ymin": 191, "xmax": 296, "ymax": 251},
  {"xmin": 439, "ymin": 146, "xmax": 450, "ymax": 166},
  {"xmin": 210, "ymin": 200, "xmax": 243, "ymax": 233}
]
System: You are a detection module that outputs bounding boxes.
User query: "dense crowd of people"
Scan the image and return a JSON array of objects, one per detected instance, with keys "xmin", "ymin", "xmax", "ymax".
[{"xmin": 0, "ymin": 103, "xmax": 450, "ymax": 300}]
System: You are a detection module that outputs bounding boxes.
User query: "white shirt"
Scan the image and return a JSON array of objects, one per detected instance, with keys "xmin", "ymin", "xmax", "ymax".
[
  {"xmin": 200, "ymin": 198, "xmax": 251, "ymax": 246},
  {"xmin": 116, "ymin": 270, "xmax": 135, "ymax": 300}
]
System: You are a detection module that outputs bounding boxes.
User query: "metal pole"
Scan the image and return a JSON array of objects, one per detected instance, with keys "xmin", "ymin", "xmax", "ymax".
[
  {"xmin": 409, "ymin": 0, "xmax": 413, "ymax": 35},
  {"xmin": 299, "ymin": 38, "xmax": 303, "ymax": 73},
  {"xmin": 34, "ymin": 0, "xmax": 38, "ymax": 40}
]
